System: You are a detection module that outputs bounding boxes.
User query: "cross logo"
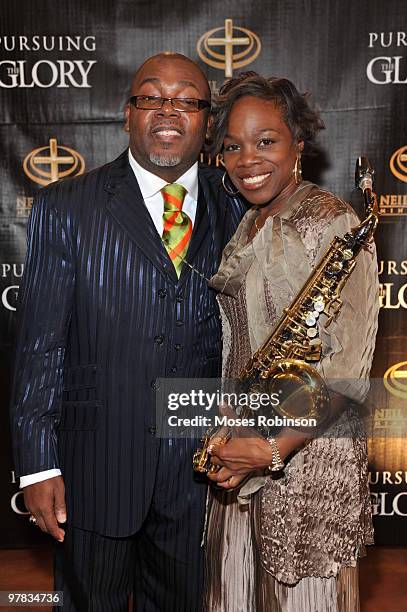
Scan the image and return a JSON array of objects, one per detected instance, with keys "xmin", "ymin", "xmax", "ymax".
[
  {"xmin": 23, "ymin": 138, "xmax": 85, "ymax": 186},
  {"xmin": 197, "ymin": 19, "xmax": 261, "ymax": 78}
]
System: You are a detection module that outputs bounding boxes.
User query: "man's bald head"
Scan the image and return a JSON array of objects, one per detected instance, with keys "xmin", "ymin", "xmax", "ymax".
[{"xmin": 131, "ymin": 52, "xmax": 211, "ymax": 101}]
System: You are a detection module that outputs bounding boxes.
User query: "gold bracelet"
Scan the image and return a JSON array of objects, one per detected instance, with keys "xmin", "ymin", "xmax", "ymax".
[{"xmin": 267, "ymin": 437, "xmax": 285, "ymax": 472}]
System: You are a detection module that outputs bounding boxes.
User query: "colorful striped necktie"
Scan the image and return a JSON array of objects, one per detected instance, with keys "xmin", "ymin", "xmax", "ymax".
[{"xmin": 161, "ymin": 183, "xmax": 192, "ymax": 278}]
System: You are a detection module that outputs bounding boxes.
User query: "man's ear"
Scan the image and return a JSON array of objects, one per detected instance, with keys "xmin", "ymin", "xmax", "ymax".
[{"xmin": 124, "ymin": 104, "xmax": 130, "ymax": 133}]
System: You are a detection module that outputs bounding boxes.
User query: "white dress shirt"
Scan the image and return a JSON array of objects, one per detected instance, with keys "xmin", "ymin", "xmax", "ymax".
[{"xmin": 19, "ymin": 150, "xmax": 199, "ymax": 488}]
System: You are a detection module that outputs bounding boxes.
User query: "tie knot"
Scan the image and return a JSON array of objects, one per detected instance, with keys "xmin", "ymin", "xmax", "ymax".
[{"xmin": 161, "ymin": 183, "xmax": 187, "ymax": 211}]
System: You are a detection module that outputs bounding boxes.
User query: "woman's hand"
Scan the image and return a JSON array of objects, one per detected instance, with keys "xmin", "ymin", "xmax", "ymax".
[
  {"xmin": 206, "ymin": 468, "xmax": 250, "ymax": 490},
  {"xmin": 207, "ymin": 435, "xmax": 273, "ymax": 489}
]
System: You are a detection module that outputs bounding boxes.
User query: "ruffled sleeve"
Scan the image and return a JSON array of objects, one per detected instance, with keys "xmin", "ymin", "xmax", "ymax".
[{"xmin": 312, "ymin": 210, "xmax": 380, "ymax": 402}]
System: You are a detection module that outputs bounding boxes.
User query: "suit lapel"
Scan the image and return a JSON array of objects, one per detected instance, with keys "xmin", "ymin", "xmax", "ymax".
[{"xmin": 105, "ymin": 152, "xmax": 178, "ymax": 283}]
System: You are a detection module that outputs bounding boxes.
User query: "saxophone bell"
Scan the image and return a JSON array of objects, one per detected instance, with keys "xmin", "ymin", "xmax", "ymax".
[{"xmin": 256, "ymin": 358, "xmax": 331, "ymax": 432}]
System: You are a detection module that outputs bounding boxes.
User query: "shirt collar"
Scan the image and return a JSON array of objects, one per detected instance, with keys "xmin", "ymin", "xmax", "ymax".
[{"xmin": 128, "ymin": 149, "xmax": 199, "ymax": 201}]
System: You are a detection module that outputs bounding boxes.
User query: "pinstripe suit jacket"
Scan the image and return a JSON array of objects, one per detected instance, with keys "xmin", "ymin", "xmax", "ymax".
[{"xmin": 10, "ymin": 151, "xmax": 246, "ymax": 536}]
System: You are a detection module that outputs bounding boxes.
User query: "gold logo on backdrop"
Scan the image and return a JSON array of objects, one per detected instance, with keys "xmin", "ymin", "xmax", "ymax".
[
  {"xmin": 197, "ymin": 19, "xmax": 261, "ymax": 78},
  {"xmin": 23, "ymin": 138, "xmax": 85, "ymax": 186},
  {"xmin": 384, "ymin": 361, "xmax": 407, "ymax": 399},
  {"xmin": 378, "ymin": 145, "xmax": 407, "ymax": 215},
  {"xmin": 390, "ymin": 145, "xmax": 407, "ymax": 183}
]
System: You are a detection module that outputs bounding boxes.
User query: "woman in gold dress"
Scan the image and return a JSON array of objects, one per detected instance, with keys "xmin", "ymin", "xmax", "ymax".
[{"xmin": 204, "ymin": 73, "xmax": 379, "ymax": 612}]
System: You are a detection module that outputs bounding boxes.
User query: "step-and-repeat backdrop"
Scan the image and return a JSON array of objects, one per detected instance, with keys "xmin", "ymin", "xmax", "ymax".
[{"xmin": 1, "ymin": 0, "xmax": 406, "ymax": 547}]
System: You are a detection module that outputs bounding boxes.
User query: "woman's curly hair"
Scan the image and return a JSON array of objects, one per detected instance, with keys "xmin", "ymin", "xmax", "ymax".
[{"xmin": 208, "ymin": 71, "xmax": 325, "ymax": 156}]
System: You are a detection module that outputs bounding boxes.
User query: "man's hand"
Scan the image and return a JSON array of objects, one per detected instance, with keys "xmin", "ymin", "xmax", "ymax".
[{"xmin": 24, "ymin": 476, "xmax": 66, "ymax": 542}]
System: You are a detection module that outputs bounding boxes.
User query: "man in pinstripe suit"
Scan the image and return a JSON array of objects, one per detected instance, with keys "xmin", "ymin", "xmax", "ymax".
[{"xmin": 10, "ymin": 53, "xmax": 246, "ymax": 611}]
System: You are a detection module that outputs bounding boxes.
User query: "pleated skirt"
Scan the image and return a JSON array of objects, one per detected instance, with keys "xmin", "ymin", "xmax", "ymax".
[{"xmin": 204, "ymin": 490, "xmax": 360, "ymax": 612}]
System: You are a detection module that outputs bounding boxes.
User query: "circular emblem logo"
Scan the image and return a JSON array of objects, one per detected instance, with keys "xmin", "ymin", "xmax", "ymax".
[
  {"xmin": 390, "ymin": 145, "xmax": 407, "ymax": 183},
  {"xmin": 197, "ymin": 19, "xmax": 261, "ymax": 78},
  {"xmin": 384, "ymin": 361, "xmax": 407, "ymax": 399},
  {"xmin": 23, "ymin": 138, "xmax": 85, "ymax": 186}
]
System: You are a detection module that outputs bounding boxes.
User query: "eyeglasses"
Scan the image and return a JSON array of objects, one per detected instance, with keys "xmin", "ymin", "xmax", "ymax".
[{"xmin": 128, "ymin": 95, "xmax": 211, "ymax": 113}]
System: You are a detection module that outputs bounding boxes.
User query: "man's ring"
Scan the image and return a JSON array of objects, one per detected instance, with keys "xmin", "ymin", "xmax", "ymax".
[{"xmin": 29, "ymin": 515, "xmax": 37, "ymax": 525}]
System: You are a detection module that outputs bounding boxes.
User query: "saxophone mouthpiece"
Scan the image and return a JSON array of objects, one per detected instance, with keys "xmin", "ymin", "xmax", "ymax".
[{"xmin": 355, "ymin": 156, "xmax": 375, "ymax": 193}]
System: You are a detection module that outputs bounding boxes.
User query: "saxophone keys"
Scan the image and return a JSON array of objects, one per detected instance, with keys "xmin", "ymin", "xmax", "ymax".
[
  {"xmin": 280, "ymin": 328, "xmax": 292, "ymax": 341},
  {"xmin": 306, "ymin": 327, "xmax": 318, "ymax": 338},
  {"xmin": 342, "ymin": 248, "xmax": 353, "ymax": 260},
  {"xmin": 322, "ymin": 274, "xmax": 335, "ymax": 286},
  {"xmin": 313, "ymin": 298, "xmax": 325, "ymax": 312},
  {"xmin": 304, "ymin": 312, "xmax": 317, "ymax": 327},
  {"xmin": 327, "ymin": 261, "xmax": 343, "ymax": 275},
  {"xmin": 331, "ymin": 298, "xmax": 342, "ymax": 312},
  {"xmin": 305, "ymin": 339, "xmax": 322, "ymax": 361}
]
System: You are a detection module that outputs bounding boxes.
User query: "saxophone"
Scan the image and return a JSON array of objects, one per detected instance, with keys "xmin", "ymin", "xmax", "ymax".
[{"xmin": 193, "ymin": 157, "xmax": 378, "ymax": 474}]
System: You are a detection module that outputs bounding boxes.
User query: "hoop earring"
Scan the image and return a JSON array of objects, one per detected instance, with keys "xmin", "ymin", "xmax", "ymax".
[
  {"xmin": 222, "ymin": 172, "xmax": 240, "ymax": 196},
  {"xmin": 293, "ymin": 155, "xmax": 302, "ymax": 185}
]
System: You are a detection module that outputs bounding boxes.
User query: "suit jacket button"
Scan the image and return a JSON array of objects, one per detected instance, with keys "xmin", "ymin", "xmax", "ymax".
[
  {"xmin": 170, "ymin": 366, "xmax": 178, "ymax": 373},
  {"xmin": 158, "ymin": 289, "xmax": 167, "ymax": 298},
  {"xmin": 148, "ymin": 426, "xmax": 156, "ymax": 435},
  {"xmin": 154, "ymin": 335, "xmax": 164, "ymax": 345},
  {"xmin": 151, "ymin": 379, "xmax": 160, "ymax": 390}
]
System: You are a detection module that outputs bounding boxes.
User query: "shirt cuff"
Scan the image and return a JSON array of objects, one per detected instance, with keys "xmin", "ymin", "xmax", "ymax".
[{"xmin": 20, "ymin": 469, "xmax": 62, "ymax": 488}]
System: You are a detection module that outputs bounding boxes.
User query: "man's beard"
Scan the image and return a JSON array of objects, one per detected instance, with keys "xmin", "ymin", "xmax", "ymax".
[{"xmin": 149, "ymin": 153, "xmax": 181, "ymax": 167}]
